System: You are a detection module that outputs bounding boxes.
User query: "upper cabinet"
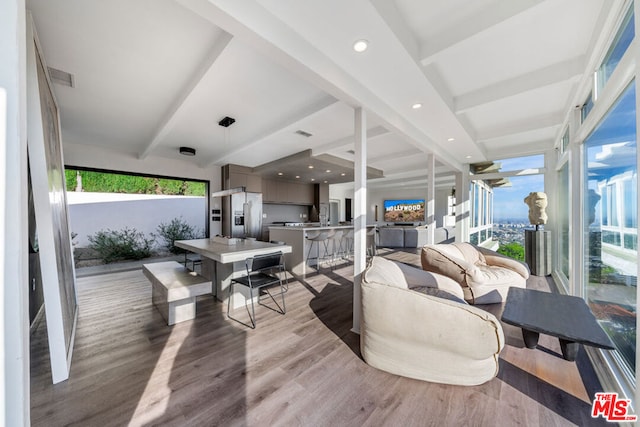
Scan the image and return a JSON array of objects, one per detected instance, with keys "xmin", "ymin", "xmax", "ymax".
[
  {"xmin": 224, "ymin": 164, "xmax": 314, "ymax": 205},
  {"xmin": 262, "ymin": 178, "xmax": 313, "ymax": 205},
  {"xmin": 223, "ymin": 164, "xmax": 262, "ymax": 193}
]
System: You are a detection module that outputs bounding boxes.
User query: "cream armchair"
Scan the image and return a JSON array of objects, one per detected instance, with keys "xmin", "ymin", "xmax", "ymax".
[
  {"xmin": 420, "ymin": 242, "xmax": 529, "ymax": 304},
  {"xmin": 361, "ymin": 257, "xmax": 504, "ymax": 386}
]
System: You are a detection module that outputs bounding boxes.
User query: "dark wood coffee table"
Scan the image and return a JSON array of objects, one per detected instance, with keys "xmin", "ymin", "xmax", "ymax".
[{"xmin": 501, "ymin": 287, "xmax": 615, "ymax": 361}]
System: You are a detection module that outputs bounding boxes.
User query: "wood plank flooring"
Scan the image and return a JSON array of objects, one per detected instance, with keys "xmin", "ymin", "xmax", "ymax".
[{"xmin": 30, "ymin": 249, "xmax": 609, "ymax": 426}]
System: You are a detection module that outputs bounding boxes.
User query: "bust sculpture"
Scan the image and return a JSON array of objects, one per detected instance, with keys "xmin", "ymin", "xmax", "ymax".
[{"xmin": 524, "ymin": 192, "xmax": 548, "ymax": 227}]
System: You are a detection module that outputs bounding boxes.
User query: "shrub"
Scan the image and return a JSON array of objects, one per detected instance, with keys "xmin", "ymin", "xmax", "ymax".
[
  {"xmin": 154, "ymin": 217, "xmax": 202, "ymax": 254},
  {"xmin": 497, "ymin": 242, "xmax": 525, "ymax": 262},
  {"xmin": 88, "ymin": 227, "xmax": 154, "ymax": 263}
]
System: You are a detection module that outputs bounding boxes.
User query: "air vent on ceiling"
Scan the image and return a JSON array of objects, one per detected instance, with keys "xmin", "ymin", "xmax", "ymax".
[
  {"xmin": 295, "ymin": 130, "xmax": 313, "ymax": 138},
  {"xmin": 47, "ymin": 67, "xmax": 75, "ymax": 88}
]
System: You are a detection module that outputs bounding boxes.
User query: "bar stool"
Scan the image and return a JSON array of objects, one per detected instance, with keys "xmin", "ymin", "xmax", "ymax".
[
  {"xmin": 329, "ymin": 229, "xmax": 344, "ymax": 266},
  {"xmin": 306, "ymin": 230, "xmax": 332, "ymax": 270},
  {"xmin": 367, "ymin": 228, "xmax": 377, "ymax": 257},
  {"xmin": 343, "ymin": 229, "xmax": 354, "ymax": 259}
]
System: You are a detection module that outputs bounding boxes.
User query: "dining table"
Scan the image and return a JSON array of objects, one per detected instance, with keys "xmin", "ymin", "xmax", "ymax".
[{"xmin": 174, "ymin": 238, "xmax": 292, "ymax": 308}]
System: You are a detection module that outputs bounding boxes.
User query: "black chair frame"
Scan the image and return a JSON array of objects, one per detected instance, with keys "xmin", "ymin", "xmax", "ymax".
[{"xmin": 227, "ymin": 251, "xmax": 286, "ymax": 329}]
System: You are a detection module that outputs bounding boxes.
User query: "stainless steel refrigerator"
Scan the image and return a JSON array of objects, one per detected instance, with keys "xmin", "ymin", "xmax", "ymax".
[{"xmin": 220, "ymin": 191, "xmax": 263, "ymax": 239}]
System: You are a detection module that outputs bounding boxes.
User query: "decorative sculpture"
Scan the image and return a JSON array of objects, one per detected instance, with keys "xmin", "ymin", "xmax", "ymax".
[
  {"xmin": 587, "ymin": 189, "xmax": 601, "ymax": 225},
  {"xmin": 524, "ymin": 192, "xmax": 548, "ymax": 229}
]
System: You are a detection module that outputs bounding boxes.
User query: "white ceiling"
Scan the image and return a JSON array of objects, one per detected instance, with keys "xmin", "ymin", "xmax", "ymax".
[{"xmin": 27, "ymin": 0, "xmax": 612, "ymax": 190}]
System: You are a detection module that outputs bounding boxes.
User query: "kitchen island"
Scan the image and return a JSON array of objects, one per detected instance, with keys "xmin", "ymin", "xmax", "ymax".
[{"xmin": 269, "ymin": 225, "xmax": 376, "ymax": 276}]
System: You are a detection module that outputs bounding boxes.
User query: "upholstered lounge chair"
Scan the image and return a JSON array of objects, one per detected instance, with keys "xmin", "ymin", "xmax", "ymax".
[
  {"xmin": 420, "ymin": 242, "xmax": 529, "ymax": 304},
  {"xmin": 361, "ymin": 256, "xmax": 505, "ymax": 386}
]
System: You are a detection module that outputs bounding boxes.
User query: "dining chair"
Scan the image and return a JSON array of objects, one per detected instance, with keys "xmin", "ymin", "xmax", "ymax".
[{"xmin": 227, "ymin": 251, "xmax": 286, "ymax": 329}]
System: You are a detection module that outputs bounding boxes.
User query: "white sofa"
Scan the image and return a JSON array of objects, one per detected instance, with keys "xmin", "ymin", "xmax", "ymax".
[
  {"xmin": 361, "ymin": 256, "xmax": 505, "ymax": 386},
  {"xmin": 421, "ymin": 243, "xmax": 529, "ymax": 304}
]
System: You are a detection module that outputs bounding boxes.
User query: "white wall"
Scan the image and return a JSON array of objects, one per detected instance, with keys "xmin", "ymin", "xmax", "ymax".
[
  {"xmin": 62, "ymin": 141, "xmax": 221, "ymax": 191},
  {"xmin": 68, "ymin": 193, "xmax": 206, "ymax": 248},
  {"xmin": 330, "ymin": 183, "xmax": 450, "ymax": 226}
]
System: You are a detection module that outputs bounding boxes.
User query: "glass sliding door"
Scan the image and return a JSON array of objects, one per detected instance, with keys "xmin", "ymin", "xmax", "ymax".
[
  {"xmin": 583, "ymin": 81, "xmax": 637, "ymax": 374},
  {"xmin": 558, "ymin": 162, "xmax": 570, "ymax": 285}
]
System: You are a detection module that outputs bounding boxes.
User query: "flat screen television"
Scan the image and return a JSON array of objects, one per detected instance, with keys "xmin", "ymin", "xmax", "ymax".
[{"xmin": 383, "ymin": 199, "xmax": 425, "ymax": 223}]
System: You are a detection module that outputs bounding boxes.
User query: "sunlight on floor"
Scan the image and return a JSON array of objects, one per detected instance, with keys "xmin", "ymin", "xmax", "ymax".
[{"xmin": 130, "ymin": 322, "xmax": 192, "ymax": 425}]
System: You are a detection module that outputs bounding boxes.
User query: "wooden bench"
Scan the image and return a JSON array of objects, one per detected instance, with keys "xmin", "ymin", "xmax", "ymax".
[{"xmin": 142, "ymin": 261, "xmax": 212, "ymax": 325}]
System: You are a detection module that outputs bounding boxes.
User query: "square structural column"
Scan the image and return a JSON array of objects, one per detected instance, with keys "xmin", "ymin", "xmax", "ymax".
[{"xmin": 525, "ymin": 229, "xmax": 552, "ymax": 276}]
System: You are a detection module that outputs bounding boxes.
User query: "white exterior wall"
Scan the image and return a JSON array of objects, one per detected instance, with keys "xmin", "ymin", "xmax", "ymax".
[{"xmin": 68, "ymin": 193, "xmax": 206, "ymax": 248}]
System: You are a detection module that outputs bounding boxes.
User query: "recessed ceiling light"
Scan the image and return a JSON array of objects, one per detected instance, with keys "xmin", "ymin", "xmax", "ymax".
[
  {"xmin": 324, "ymin": 180, "xmax": 328, "ymax": 184},
  {"xmin": 277, "ymin": 172, "xmax": 283, "ymax": 176},
  {"xmin": 308, "ymin": 165, "xmax": 314, "ymax": 169},
  {"xmin": 311, "ymin": 178, "xmax": 315, "ymax": 181},
  {"xmin": 465, "ymin": 155, "xmax": 472, "ymax": 159},
  {"xmin": 295, "ymin": 175, "xmax": 300, "ymax": 179},
  {"xmin": 448, "ymin": 137, "xmax": 455, "ymax": 142},
  {"xmin": 340, "ymin": 173, "xmax": 346, "ymax": 176},
  {"xmin": 353, "ymin": 39, "xmax": 369, "ymax": 53},
  {"xmin": 412, "ymin": 103, "xmax": 422, "ymax": 109},
  {"xmin": 326, "ymin": 169, "xmax": 331, "ymax": 173}
]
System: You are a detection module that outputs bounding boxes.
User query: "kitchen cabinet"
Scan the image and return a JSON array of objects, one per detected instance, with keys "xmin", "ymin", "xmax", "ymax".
[
  {"xmin": 262, "ymin": 179, "xmax": 313, "ymax": 205},
  {"xmin": 262, "ymin": 179, "xmax": 278, "ymax": 202},
  {"xmin": 228, "ymin": 172, "xmax": 261, "ymax": 193}
]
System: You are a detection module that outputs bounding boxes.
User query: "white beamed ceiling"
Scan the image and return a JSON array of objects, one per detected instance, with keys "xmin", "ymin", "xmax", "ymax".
[{"xmin": 27, "ymin": 0, "xmax": 612, "ymax": 188}]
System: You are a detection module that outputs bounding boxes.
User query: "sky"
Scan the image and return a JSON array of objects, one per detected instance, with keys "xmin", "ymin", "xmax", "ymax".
[
  {"xmin": 493, "ymin": 174, "xmax": 544, "ymax": 222},
  {"xmin": 484, "ymin": 154, "xmax": 545, "ymax": 222}
]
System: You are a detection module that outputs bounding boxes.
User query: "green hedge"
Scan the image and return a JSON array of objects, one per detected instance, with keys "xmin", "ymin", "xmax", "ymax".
[{"xmin": 65, "ymin": 169, "xmax": 205, "ymax": 196}]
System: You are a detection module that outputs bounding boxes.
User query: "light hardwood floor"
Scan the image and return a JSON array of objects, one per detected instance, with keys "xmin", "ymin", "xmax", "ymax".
[{"xmin": 30, "ymin": 249, "xmax": 608, "ymax": 426}]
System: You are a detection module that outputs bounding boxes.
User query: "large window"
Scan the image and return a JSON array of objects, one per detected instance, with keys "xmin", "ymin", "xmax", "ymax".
[
  {"xmin": 558, "ymin": 162, "xmax": 570, "ymax": 283},
  {"xmin": 469, "ymin": 180, "xmax": 493, "ymax": 246},
  {"xmin": 583, "ymin": 81, "xmax": 637, "ymax": 374},
  {"xmin": 597, "ymin": 4, "xmax": 635, "ymax": 91}
]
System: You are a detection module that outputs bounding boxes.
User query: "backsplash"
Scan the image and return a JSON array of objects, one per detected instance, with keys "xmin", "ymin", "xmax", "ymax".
[{"xmin": 263, "ymin": 204, "xmax": 309, "ymax": 223}]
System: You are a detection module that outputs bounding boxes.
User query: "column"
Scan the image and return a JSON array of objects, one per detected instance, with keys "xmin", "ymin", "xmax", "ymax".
[
  {"xmin": 426, "ymin": 153, "xmax": 435, "ymax": 244},
  {"xmin": 352, "ymin": 107, "xmax": 366, "ymax": 333},
  {"xmin": 1, "ymin": 1, "xmax": 29, "ymax": 425},
  {"xmin": 454, "ymin": 170, "xmax": 470, "ymax": 243}
]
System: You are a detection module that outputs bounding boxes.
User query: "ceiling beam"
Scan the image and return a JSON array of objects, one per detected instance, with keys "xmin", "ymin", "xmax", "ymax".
[
  {"xmin": 370, "ymin": 1, "xmax": 484, "ymax": 166},
  {"xmin": 368, "ymin": 148, "xmax": 422, "ymax": 165},
  {"xmin": 204, "ymin": 95, "xmax": 338, "ymax": 166},
  {"xmin": 470, "ymin": 167, "xmax": 546, "ymax": 181},
  {"xmin": 482, "ymin": 138, "xmax": 554, "ymax": 159},
  {"xmin": 312, "ymin": 125, "xmax": 389, "ymax": 155},
  {"xmin": 178, "ymin": 0, "xmax": 465, "ymax": 172},
  {"xmin": 138, "ymin": 31, "xmax": 233, "ymax": 159},
  {"xmin": 476, "ymin": 112, "xmax": 562, "ymax": 141},
  {"xmin": 369, "ymin": 0, "xmax": 420, "ymax": 61},
  {"xmin": 419, "ymin": 0, "xmax": 543, "ymax": 65},
  {"xmin": 368, "ymin": 173, "xmax": 455, "ymax": 190},
  {"xmin": 455, "ymin": 56, "xmax": 585, "ymax": 113}
]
